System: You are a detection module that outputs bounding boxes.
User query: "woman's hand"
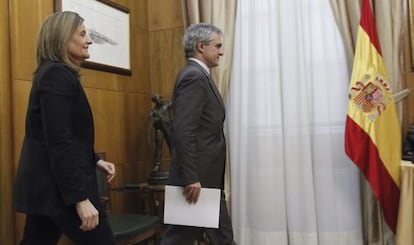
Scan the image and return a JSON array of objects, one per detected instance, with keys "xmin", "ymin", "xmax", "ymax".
[
  {"xmin": 97, "ymin": 159, "xmax": 116, "ymax": 183},
  {"xmin": 76, "ymin": 199, "xmax": 99, "ymax": 231}
]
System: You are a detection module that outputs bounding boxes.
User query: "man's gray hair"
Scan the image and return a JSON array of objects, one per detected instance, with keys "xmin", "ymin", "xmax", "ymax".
[{"xmin": 183, "ymin": 23, "xmax": 223, "ymax": 59}]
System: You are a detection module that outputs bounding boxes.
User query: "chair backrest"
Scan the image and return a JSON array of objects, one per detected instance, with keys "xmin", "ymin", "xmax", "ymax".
[
  {"xmin": 95, "ymin": 152, "xmax": 161, "ymax": 245},
  {"xmin": 96, "ymin": 152, "xmax": 111, "ymax": 211},
  {"xmin": 96, "ymin": 167, "xmax": 107, "ymax": 195}
]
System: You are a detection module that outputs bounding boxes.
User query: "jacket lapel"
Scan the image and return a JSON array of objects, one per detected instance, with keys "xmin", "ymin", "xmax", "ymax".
[
  {"xmin": 189, "ymin": 61, "xmax": 226, "ymax": 112},
  {"xmin": 207, "ymin": 75, "xmax": 226, "ymax": 113}
]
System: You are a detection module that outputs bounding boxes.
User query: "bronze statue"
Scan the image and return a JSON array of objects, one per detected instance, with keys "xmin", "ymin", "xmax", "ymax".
[{"xmin": 147, "ymin": 94, "xmax": 172, "ymax": 184}]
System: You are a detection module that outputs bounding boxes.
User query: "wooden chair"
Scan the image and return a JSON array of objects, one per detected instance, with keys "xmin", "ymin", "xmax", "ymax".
[
  {"xmin": 108, "ymin": 213, "xmax": 160, "ymax": 245},
  {"xmin": 97, "ymin": 168, "xmax": 161, "ymax": 245}
]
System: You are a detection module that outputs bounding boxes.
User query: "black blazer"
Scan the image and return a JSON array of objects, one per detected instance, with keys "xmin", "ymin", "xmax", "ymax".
[
  {"xmin": 14, "ymin": 62, "xmax": 103, "ymax": 216},
  {"xmin": 168, "ymin": 60, "xmax": 227, "ymax": 189}
]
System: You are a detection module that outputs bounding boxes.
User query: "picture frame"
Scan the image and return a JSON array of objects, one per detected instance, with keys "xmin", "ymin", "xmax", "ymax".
[{"xmin": 55, "ymin": 0, "xmax": 131, "ymax": 75}]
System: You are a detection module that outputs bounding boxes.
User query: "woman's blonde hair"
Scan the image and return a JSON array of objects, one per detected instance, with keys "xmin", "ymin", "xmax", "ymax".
[{"xmin": 36, "ymin": 11, "xmax": 84, "ymax": 74}]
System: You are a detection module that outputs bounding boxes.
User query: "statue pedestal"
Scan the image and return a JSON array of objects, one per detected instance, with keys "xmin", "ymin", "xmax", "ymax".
[{"xmin": 148, "ymin": 171, "xmax": 169, "ymax": 185}]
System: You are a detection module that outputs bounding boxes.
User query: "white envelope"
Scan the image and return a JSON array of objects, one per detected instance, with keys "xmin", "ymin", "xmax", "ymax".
[{"xmin": 163, "ymin": 185, "xmax": 221, "ymax": 228}]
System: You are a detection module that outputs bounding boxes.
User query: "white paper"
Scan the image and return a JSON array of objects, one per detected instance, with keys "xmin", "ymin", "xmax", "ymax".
[{"xmin": 163, "ymin": 185, "xmax": 221, "ymax": 228}]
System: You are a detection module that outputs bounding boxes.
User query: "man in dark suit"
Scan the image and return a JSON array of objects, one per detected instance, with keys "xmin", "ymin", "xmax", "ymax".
[{"xmin": 162, "ymin": 23, "xmax": 236, "ymax": 245}]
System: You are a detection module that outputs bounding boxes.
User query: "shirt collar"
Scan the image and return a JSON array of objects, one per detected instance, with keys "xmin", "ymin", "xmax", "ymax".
[{"xmin": 188, "ymin": 58, "xmax": 210, "ymax": 75}]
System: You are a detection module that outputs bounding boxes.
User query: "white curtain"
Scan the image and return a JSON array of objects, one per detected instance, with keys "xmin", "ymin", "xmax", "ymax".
[{"xmin": 226, "ymin": 0, "xmax": 363, "ymax": 244}]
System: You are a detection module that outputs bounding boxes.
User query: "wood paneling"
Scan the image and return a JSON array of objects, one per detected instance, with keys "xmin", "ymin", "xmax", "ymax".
[
  {"xmin": 149, "ymin": 27, "xmax": 186, "ymax": 95},
  {"xmin": 11, "ymin": 80, "xmax": 31, "ymax": 243},
  {"xmin": 129, "ymin": 0, "xmax": 149, "ymax": 30},
  {"xmin": 4, "ymin": 0, "xmax": 184, "ymax": 243},
  {"xmin": 10, "ymin": 0, "xmax": 52, "ymax": 81},
  {"xmin": 0, "ymin": 0, "xmax": 15, "ymax": 244},
  {"xmin": 148, "ymin": 0, "xmax": 183, "ymax": 31},
  {"xmin": 12, "ymin": 81, "xmax": 31, "ymax": 168}
]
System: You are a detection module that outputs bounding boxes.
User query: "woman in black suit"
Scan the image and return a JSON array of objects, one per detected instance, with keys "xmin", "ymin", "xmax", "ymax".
[{"xmin": 14, "ymin": 11, "xmax": 116, "ymax": 245}]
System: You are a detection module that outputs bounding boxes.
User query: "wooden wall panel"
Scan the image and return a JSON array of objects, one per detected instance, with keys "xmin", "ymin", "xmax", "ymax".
[
  {"xmin": 129, "ymin": 0, "xmax": 149, "ymax": 29},
  {"xmin": 127, "ymin": 27, "xmax": 152, "ymax": 92},
  {"xmin": 87, "ymin": 89, "xmax": 125, "ymax": 163},
  {"xmin": 148, "ymin": 0, "xmax": 184, "ymax": 31},
  {"xmin": 11, "ymin": 81, "xmax": 31, "ymax": 168},
  {"xmin": 149, "ymin": 28, "xmax": 186, "ymax": 95},
  {"xmin": 10, "ymin": 0, "xmax": 51, "ymax": 81},
  {"xmin": 0, "ymin": 0, "xmax": 14, "ymax": 243},
  {"xmin": 121, "ymin": 93, "xmax": 153, "ymax": 162},
  {"xmin": 11, "ymin": 80, "xmax": 31, "ymax": 243}
]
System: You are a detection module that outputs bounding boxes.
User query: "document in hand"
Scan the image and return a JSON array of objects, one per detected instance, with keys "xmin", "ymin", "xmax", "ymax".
[{"xmin": 163, "ymin": 185, "xmax": 221, "ymax": 228}]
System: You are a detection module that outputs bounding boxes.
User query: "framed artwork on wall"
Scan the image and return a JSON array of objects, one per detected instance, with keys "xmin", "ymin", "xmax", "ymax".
[{"xmin": 55, "ymin": 0, "xmax": 131, "ymax": 75}]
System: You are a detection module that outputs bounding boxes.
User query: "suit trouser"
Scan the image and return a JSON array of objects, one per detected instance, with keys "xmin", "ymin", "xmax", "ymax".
[
  {"xmin": 161, "ymin": 192, "xmax": 236, "ymax": 245},
  {"xmin": 20, "ymin": 207, "xmax": 116, "ymax": 245}
]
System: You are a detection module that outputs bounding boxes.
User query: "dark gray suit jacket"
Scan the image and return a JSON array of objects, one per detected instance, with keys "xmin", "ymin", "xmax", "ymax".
[
  {"xmin": 168, "ymin": 60, "xmax": 226, "ymax": 189},
  {"xmin": 14, "ymin": 62, "xmax": 103, "ymax": 216}
]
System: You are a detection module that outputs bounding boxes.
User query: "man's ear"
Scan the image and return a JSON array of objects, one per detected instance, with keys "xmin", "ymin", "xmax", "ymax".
[{"xmin": 196, "ymin": 41, "xmax": 204, "ymax": 53}]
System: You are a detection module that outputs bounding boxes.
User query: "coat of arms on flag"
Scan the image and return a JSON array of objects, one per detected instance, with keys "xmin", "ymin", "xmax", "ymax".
[{"xmin": 350, "ymin": 73, "xmax": 393, "ymax": 121}]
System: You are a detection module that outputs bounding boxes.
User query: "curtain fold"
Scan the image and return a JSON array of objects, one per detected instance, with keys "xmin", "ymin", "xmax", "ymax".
[
  {"xmin": 329, "ymin": 0, "xmax": 404, "ymax": 91},
  {"xmin": 375, "ymin": 0, "xmax": 405, "ymax": 98},
  {"xmin": 227, "ymin": 0, "xmax": 362, "ymax": 244},
  {"xmin": 329, "ymin": 0, "xmax": 360, "ymax": 70},
  {"xmin": 329, "ymin": 0, "xmax": 405, "ymax": 244}
]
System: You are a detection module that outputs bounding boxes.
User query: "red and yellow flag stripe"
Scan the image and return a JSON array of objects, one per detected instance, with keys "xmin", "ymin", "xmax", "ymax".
[{"xmin": 345, "ymin": 0, "xmax": 401, "ymax": 233}]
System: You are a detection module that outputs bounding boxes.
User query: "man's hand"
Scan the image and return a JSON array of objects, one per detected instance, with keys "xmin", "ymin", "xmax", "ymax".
[
  {"xmin": 97, "ymin": 159, "xmax": 116, "ymax": 182},
  {"xmin": 76, "ymin": 199, "xmax": 99, "ymax": 231},
  {"xmin": 183, "ymin": 182, "xmax": 201, "ymax": 204}
]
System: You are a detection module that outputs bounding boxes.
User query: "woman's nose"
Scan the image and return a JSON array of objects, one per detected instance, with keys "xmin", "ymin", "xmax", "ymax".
[{"xmin": 86, "ymin": 36, "xmax": 93, "ymax": 45}]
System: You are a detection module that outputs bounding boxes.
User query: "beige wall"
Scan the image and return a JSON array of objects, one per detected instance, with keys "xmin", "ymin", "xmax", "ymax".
[{"xmin": 0, "ymin": 0, "xmax": 185, "ymax": 243}]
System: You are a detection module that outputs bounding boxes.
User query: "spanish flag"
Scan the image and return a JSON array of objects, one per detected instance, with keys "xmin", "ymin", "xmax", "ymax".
[{"xmin": 345, "ymin": 0, "xmax": 401, "ymax": 234}]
